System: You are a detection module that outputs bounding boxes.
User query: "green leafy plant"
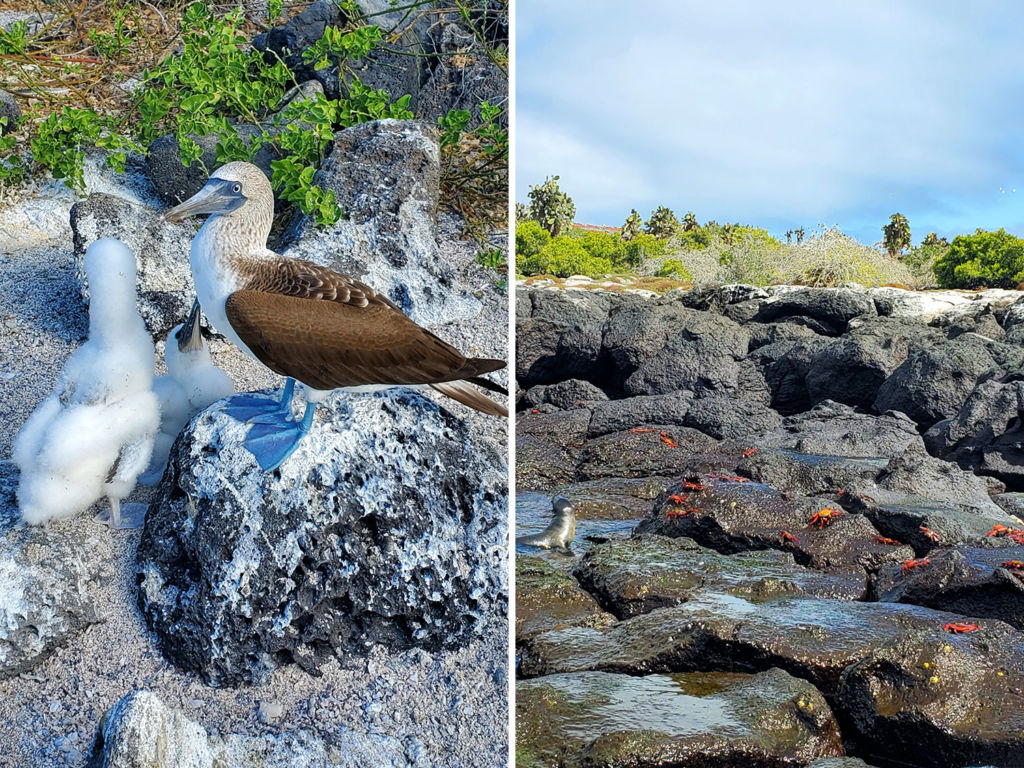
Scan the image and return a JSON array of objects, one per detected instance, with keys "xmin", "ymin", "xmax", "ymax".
[
  {"xmin": 933, "ymin": 228, "xmax": 1024, "ymax": 289},
  {"xmin": 476, "ymin": 248, "xmax": 507, "ymax": 271},
  {"xmin": 438, "ymin": 101, "xmax": 508, "ymax": 234},
  {"xmin": 645, "ymin": 205, "xmax": 681, "ymax": 238},
  {"xmin": 655, "ymin": 259, "xmax": 693, "ymax": 281},
  {"xmin": 303, "ymin": 24, "xmax": 383, "ymax": 69}
]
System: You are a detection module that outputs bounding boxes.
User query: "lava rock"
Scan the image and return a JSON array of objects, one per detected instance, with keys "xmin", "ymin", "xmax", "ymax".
[
  {"xmin": 279, "ymin": 120, "xmax": 477, "ymax": 328},
  {"xmin": 515, "ymin": 556, "xmax": 615, "ymax": 642},
  {"xmin": 750, "ymin": 336, "xmax": 832, "ymax": 413},
  {"xmin": 0, "ymin": 89, "xmax": 19, "ymax": 133},
  {"xmin": 517, "ymin": 288, "xmax": 618, "ymax": 387},
  {"xmin": 875, "ymin": 336, "xmax": 1024, "ymax": 430},
  {"xmin": 93, "ymin": 690, "xmax": 406, "ymax": 767},
  {"xmin": 70, "ymin": 193, "xmax": 196, "ymax": 337},
  {"xmin": 635, "ymin": 476, "xmax": 912, "ymax": 573},
  {"xmin": 576, "ymin": 427, "xmax": 719, "ymax": 481},
  {"xmin": 587, "ymin": 391, "xmax": 694, "ymax": 437},
  {"xmin": 253, "ymin": 0, "xmax": 347, "ymax": 98},
  {"xmin": 520, "ymin": 379, "xmax": 608, "ymax": 411},
  {"xmin": 137, "ymin": 389, "xmax": 507, "ymax": 687},
  {"xmin": 924, "ymin": 376, "xmax": 1024, "ymax": 490},
  {"xmin": 418, "ymin": 23, "xmax": 507, "ymax": 126},
  {"xmin": 759, "ymin": 400, "xmax": 924, "ymax": 457},
  {"xmin": 515, "ymin": 408, "xmax": 590, "ymax": 491},
  {"xmin": 574, "ymin": 534, "xmax": 867, "ymax": 618},
  {"xmin": 875, "ymin": 545, "xmax": 1024, "ymax": 629},
  {"xmin": 0, "ymin": 506, "xmax": 107, "ymax": 680},
  {"xmin": 753, "ymin": 288, "xmax": 877, "ymax": 335},
  {"xmin": 145, "ymin": 133, "xmax": 219, "ymax": 206},
  {"xmin": 603, "ymin": 298, "xmax": 750, "ymax": 397},
  {"xmin": 517, "ymin": 668, "xmax": 844, "ymax": 767}
]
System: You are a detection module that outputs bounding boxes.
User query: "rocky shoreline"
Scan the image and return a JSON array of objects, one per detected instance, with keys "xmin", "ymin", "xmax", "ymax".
[{"xmin": 516, "ymin": 282, "xmax": 1024, "ymax": 768}]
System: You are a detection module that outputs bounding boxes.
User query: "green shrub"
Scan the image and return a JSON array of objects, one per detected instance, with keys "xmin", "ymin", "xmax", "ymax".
[
  {"xmin": 520, "ymin": 236, "xmax": 613, "ymax": 278},
  {"xmin": 515, "ymin": 220, "xmax": 550, "ymax": 262},
  {"xmin": 655, "ymin": 259, "xmax": 692, "ymax": 281},
  {"xmin": 933, "ymin": 228, "xmax": 1024, "ymax": 289}
]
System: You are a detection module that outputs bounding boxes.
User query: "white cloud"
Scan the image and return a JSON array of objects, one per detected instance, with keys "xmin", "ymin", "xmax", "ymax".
[{"xmin": 515, "ymin": 0, "xmax": 1024, "ymax": 240}]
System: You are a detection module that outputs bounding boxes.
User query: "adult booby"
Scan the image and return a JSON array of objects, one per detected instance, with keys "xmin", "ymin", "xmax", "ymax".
[{"xmin": 164, "ymin": 161, "xmax": 507, "ymax": 471}]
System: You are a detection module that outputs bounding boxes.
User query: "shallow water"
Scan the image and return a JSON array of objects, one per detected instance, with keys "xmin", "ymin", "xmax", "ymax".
[{"xmin": 515, "ymin": 491, "xmax": 638, "ymax": 559}]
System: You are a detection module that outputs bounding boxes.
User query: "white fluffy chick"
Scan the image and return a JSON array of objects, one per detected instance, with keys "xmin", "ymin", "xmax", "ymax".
[
  {"xmin": 140, "ymin": 300, "xmax": 234, "ymax": 484},
  {"xmin": 13, "ymin": 238, "xmax": 160, "ymax": 529}
]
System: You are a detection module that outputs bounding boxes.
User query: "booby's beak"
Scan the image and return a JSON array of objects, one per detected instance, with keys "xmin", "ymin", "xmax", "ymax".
[
  {"xmin": 176, "ymin": 300, "xmax": 204, "ymax": 354},
  {"xmin": 163, "ymin": 178, "xmax": 247, "ymax": 222}
]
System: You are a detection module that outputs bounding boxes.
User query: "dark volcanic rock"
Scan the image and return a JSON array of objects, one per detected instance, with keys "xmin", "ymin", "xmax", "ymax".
[
  {"xmin": 517, "ymin": 668, "xmax": 844, "ymax": 768},
  {"xmin": 805, "ymin": 323, "xmax": 916, "ymax": 409},
  {"xmin": 875, "ymin": 545, "xmax": 1024, "ymax": 629},
  {"xmin": 751, "ymin": 337, "xmax": 832, "ymax": 413},
  {"xmin": 521, "ymin": 379, "xmax": 608, "ymax": 411},
  {"xmin": 574, "ymin": 534, "xmax": 867, "ymax": 618},
  {"xmin": 137, "ymin": 390, "xmax": 506, "ymax": 686},
  {"xmin": 587, "ymin": 391, "xmax": 694, "ymax": 437},
  {"xmin": 759, "ymin": 401, "xmax": 923, "ymax": 457},
  {"xmin": 753, "ymin": 288, "xmax": 877, "ymax": 335},
  {"xmin": 517, "ymin": 289, "xmax": 617, "ymax": 387},
  {"xmin": 603, "ymin": 298, "xmax": 750, "ymax": 397},
  {"xmin": 515, "ymin": 556, "xmax": 614, "ymax": 641},
  {"xmin": 553, "ymin": 477, "xmax": 669, "ymax": 520},
  {"xmin": 838, "ymin": 625, "xmax": 1024, "ymax": 768},
  {"xmin": 635, "ymin": 476, "xmax": 913, "ymax": 572},
  {"xmin": 924, "ymin": 376, "xmax": 1024, "ymax": 490},
  {"xmin": 418, "ymin": 23, "xmax": 507, "ymax": 125},
  {"xmin": 253, "ymin": 0, "xmax": 346, "ymax": 98},
  {"xmin": 0, "ymin": 89, "xmax": 20, "ymax": 133},
  {"xmin": 515, "ymin": 408, "xmax": 590, "ymax": 491},
  {"xmin": 875, "ymin": 337, "xmax": 1024, "ymax": 430},
  {"xmin": 576, "ymin": 427, "xmax": 719, "ymax": 481},
  {"xmin": 685, "ymin": 391, "xmax": 780, "ymax": 439},
  {"xmin": 70, "ymin": 193, "xmax": 196, "ymax": 337}
]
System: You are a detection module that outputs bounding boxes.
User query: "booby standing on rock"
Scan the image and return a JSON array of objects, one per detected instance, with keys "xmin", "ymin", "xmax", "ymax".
[{"xmin": 164, "ymin": 161, "xmax": 507, "ymax": 471}]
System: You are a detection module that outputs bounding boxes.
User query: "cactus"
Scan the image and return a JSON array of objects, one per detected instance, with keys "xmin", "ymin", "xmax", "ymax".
[
  {"xmin": 644, "ymin": 205, "xmax": 681, "ymax": 239},
  {"xmin": 620, "ymin": 209, "xmax": 642, "ymax": 241},
  {"xmin": 883, "ymin": 213, "xmax": 911, "ymax": 258},
  {"xmin": 528, "ymin": 175, "xmax": 575, "ymax": 237}
]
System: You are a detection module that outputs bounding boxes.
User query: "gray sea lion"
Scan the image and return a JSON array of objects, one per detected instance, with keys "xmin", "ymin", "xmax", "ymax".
[{"xmin": 516, "ymin": 495, "xmax": 575, "ymax": 549}]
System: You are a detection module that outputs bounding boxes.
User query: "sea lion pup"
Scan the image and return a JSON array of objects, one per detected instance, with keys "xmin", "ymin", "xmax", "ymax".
[{"xmin": 516, "ymin": 495, "xmax": 575, "ymax": 549}]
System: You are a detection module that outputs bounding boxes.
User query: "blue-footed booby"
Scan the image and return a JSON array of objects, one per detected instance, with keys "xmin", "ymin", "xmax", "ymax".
[{"xmin": 163, "ymin": 161, "xmax": 507, "ymax": 471}]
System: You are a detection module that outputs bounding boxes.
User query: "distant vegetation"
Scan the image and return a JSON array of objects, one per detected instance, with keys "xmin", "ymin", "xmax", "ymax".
[{"xmin": 517, "ymin": 177, "xmax": 1022, "ymax": 290}]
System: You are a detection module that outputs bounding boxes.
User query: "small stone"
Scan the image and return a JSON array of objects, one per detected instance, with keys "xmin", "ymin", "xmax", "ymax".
[{"xmin": 258, "ymin": 701, "xmax": 284, "ymax": 723}]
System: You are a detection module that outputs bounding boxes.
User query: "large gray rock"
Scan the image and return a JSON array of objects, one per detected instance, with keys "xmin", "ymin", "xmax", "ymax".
[
  {"xmin": 253, "ymin": 1, "xmax": 347, "ymax": 99},
  {"xmin": 0, "ymin": 463, "xmax": 107, "ymax": 680},
  {"xmin": 93, "ymin": 690, "xmax": 406, "ymax": 768},
  {"xmin": 516, "ymin": 288, "xmax": 618, "ymax": 387},
  {"xmin": 418, "ymin": 23, "xmax": 507, "ymax": 126},
  {"xmin": 925, "ymin": 376, "xmax": 1024, "ymax": 490},
  {"xmin": 603, "ymin": 298, "xmax": 750, "ymax": 397},
  {"xmin": 70, "ymin": 193, "xmax": 196, "ymax": 337},
  {"xmin": 754, "ymin": 287, "xmax": 877, "ymax": 335},
  {"xmin": 137, "ymin": 389, "xmax": 507, "ymax": 686},
  {"xmin": 280, "ymin": 119, "xmax": 478, "ymax": 328},
  {"xmin": 875, "ymin": 336, "xmax": 1024, "ymax": 429}
]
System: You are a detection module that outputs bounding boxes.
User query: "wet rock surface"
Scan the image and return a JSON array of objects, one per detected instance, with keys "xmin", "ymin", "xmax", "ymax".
[
  {"xmin": 516, "ymin": 556, "xmax": 615, "ymax": 640},
  {"xmin": 516, "ymin": 283, "xmax": 1024, "ymax": 768},
  {"xmin": 138, "ymin": 389, "xmax": 507, "ymax": 687},
  {"xmin": 517, "ymin": 668, "xmax": 845, "ymax": 768}
]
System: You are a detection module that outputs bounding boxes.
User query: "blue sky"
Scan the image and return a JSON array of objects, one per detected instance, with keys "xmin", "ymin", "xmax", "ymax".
[{"xmin": 515, "ymin": 1, "xmax": 1024, "ymax": 245}]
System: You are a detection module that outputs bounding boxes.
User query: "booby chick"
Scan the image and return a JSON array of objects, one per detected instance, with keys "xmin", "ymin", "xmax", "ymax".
[
  {"xmin": 516, "ymin": 495, "xmax": 576, "ymax": 550},
  {"xmin": 140, "ymin": 300, "xmax": 235, "ymax": 484},
  {"xmin": 13, "ymin": 238, "xmax": 160, "ymax": 528},
  {"xmin": 163, "ymin": 161, "xmax": 507, "ymax": 471}
]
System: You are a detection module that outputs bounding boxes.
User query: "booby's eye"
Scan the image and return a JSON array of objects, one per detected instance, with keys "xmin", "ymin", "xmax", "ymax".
[{"xmin": 232, "ymin": 183, "xmax": 242, "ymax": 193}]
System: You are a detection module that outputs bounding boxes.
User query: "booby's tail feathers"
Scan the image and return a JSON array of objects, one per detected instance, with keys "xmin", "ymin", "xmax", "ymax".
[
  {"xmin": 467, "ymin": 375, "xmax": 508, "ymax": 396},
  {"xmin": 431, "ymin": 379, "xmax": 508, "ymax": 417}
]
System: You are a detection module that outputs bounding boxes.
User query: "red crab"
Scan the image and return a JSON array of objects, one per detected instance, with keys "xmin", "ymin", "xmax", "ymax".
[
  {"xmin": 742, "ymin": 448, "xmax": 758, "ymax": 458},
  {"xmin": 988, "ymin": 524, "xmax": 1011, "ymax": 537},
  {"xmin": 1002, "ymin": 560, "xmax": 1024, "ymax": 570},
  {"xmin": 808, "ymin": 508, "xmax": 843, "ymax": 529},
  {"xmin": 943, "ymin": 622, "xmax": 980, "ymax": 634},
  {"xmin": 668, "ymin": 493, "xmax": 689, "ymax": 504},
  {"xmin": 530, "ymin": 409, "xmax": 539, "ymax": 414},
  {"xmin": 875, "ymin": 536, "xmax": 902, "ymax": 546},
  {"xmin": 919, "ymin": 526, "xmax": 940, "ymax": 542},
  {"xmin": 780, "ymin": 530, "xmax": 800, "ymax": 544},
  {"xmin": 660, "ymin": 435, "xmax": 677, "ymax": 449},
  {"xmin": 667, "ymin": 508, "xmax": 699, "ymax": 519},
  {"xmin": 630, "ymin": 428, "xmax": 655, "ymax": 434},
  {"xmin": 902, "ymin": 557, "xmax": 931, "ymax": 573},
  {"xmin": 681, "ymin": 481, "xmax": 705, "ymax": 492}
]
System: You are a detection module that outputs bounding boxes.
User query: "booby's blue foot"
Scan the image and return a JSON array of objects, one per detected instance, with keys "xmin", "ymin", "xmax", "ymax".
[
  {"xmin": 223, "ymin": 379, "xmax": 296, "ymax": 422},
  {"xmin": 243, "ymin": 401, "xmax": 316, "ymax": 471}
]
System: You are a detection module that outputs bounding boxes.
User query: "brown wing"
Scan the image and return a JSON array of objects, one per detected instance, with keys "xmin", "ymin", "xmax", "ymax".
[{"xmin": 224, "ymin": 258, "xmax": 484, "ymax": 390}]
